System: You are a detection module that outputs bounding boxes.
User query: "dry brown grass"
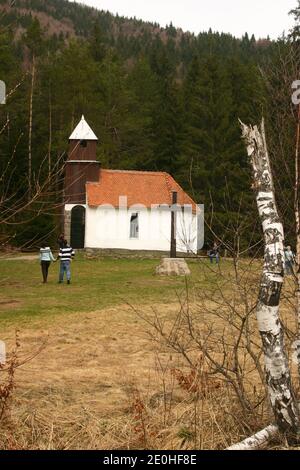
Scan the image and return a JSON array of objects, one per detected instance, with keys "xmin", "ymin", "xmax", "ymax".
[{"xmin": 0, "ymin": 298, "xmax": 270, "ymax": 450}]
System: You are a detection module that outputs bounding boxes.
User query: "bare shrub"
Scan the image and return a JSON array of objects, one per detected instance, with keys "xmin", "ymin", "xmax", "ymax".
[
  {"xmin": 0, "ymin": 331, "xmax": 20, "ymax": 423},
  {"xmin": 0, "ymin": 331, "xmax": 46, "ymax": 449},
  {"xmin": 129, "ymin": 257, "xmax": 277, "ymax": 447}
]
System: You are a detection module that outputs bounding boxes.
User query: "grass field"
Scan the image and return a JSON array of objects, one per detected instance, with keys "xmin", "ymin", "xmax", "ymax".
[
  {"xmin": 0, "ymin": 255, "xmax": 292, "ymax": 450},
  {"xmin": 0, "ymin": 255, "xmax": 208, "ymax": 325}
]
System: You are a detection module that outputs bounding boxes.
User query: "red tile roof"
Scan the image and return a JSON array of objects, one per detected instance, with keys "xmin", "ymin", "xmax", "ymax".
[{"xmin": 87, "ymin": 169, "xmax": 196, "ymax": 210}]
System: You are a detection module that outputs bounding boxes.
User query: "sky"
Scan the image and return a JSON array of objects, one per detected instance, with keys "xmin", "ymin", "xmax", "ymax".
[{"xmin": 77, "ymin": 0, "xmax": 297, "ymax": 39}]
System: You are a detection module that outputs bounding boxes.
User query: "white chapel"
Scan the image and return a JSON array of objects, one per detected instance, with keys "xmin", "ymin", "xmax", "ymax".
[{"xmin": 63, "ymin": 116, "xmax": 200, "ymax": 254}]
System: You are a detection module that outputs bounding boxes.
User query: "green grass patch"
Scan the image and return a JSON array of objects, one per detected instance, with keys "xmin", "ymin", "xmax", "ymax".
[{"xmin": 0, "ymin": 254, "xmax": 236, "ymax": 327}]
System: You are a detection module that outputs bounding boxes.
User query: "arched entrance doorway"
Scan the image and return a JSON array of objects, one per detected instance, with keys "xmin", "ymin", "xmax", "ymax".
[{"xmin": 71, "ymin": 205, "xmax": 85, "ymax": 249}]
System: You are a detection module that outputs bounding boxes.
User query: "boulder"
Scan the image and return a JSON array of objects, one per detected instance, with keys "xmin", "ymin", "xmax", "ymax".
[{"xmin": 156, "ymin": 258, "xmax": 191, "ymax": 276}]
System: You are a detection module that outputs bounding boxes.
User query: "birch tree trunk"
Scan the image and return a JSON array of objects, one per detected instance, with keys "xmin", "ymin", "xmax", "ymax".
[
  {"xmin": 28, "ymin": 55, "xmax": 35, "ymax": 199},
  {"xmin": 48, "ymin": 89, "xmax": 52, "ymax": 178},
  {"xmin": 241, "ymin": 119, "xmax": 299, "ymax": 433},
  {"xmin": 227, "ymin": 424, "xmax": 278, "ymax": 450}
]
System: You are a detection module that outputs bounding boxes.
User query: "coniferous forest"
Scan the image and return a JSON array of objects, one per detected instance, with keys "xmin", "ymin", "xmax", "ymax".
[{"xmin": 0, "ymin": 0, "xmax": 299, "ymax": 249}]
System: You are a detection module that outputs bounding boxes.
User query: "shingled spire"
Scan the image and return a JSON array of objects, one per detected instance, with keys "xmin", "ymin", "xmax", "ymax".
[{"xmin": 69, "ymin": 115, "xmax": 98, "ymax": 141}]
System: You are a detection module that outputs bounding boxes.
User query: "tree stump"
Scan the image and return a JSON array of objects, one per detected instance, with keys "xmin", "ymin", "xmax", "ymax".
[{"xmin": 156, "ymin": 258, "xmax": 191, "ymax": 276}]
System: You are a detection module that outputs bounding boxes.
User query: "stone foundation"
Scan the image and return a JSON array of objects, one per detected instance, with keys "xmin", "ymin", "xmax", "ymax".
[
  {"xmin": 85, "ymin": 247, "xmax": 173, "ymax": 259},
  {"xmin": 85, "ymin": 248, "xmax": 200, "ymax": 260}
]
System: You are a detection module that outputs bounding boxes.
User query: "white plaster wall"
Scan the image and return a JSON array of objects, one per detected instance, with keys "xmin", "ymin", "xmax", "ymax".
[
  {"xmin": 85, "ymin": 206, "xmax": 198, "ymax": 253},
  {"xmin": 65, "ymin": 204, "xmax": 86, "ymax": 212}
]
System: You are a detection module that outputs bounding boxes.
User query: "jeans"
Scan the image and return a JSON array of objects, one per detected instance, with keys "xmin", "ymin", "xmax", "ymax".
[
  {"xmin": 209, "ymin": 254, "xmax": 219, "ymax": 264},
  {"xmin": 285, "ymin": 261, "xmax": 294, "ymax": 275},
  {"xmin": 41, "ymin": 261, "xmax": 51, "ymax": 283},
  {"xmin": 59, "ymin": 260, "xmax": 71, "ymax": 282}
]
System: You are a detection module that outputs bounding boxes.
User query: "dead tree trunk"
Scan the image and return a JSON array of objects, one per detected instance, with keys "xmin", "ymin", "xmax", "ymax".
[
  {"xmin": 227, "ymin": 424, "xmax": 279, "ymax": 450},
  {"xmin": 240, "ymin": 119, "xmax": 299, "ymax": 433}
]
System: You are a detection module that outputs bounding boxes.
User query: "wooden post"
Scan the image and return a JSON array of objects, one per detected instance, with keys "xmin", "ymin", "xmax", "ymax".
[{"xmin": 170, "ymin": 191, "xmax": 177, "ymax": 258}]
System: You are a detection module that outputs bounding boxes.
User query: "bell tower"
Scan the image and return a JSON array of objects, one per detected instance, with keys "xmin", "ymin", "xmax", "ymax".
[
  {"xmin": 63, "ymin": 116, "xmax": 100, "ymax": 247},
  {"xmin": 64, "ymin": 115, "xmax": 100, "ymax": 204}
]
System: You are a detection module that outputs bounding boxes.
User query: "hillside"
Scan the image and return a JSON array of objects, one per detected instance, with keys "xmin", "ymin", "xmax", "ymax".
[
  {"xmin": 0, "ymin": 0, "xmax": 196, "ymax": 46},
  {"xmin": 0, "ymin": 0, "xmax": 271, "ymax": 65}
]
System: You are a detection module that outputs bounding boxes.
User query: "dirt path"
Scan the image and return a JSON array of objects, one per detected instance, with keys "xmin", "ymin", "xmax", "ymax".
[{"xmin": 0, "ymin": 254, "xmax": 38, "ymax": 261}]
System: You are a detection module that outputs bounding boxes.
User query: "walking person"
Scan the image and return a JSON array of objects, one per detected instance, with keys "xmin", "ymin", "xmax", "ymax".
[
  {"xmin": 284, "ymin": 245, "xmax": 295, "ymax": 275},
  {"xmin": 58, "ymin": 240, "xmax": 75, "ymax": 284},
  {"xmin": 40, "ymin": 243, "xmax": 56, "ymax": 283}
]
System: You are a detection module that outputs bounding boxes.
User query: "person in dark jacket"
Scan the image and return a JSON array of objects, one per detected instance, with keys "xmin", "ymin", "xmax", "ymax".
[
  {"xmin": 58, "ymin": 240, "xmax": 75, "ymax": 284},
  {"xmin": 57, "ymin": 233, "xmax": 65, "ymax": 249},
  {"xmin": 208, "ymin": 242, "xmax": 220, "ymax": 264}
]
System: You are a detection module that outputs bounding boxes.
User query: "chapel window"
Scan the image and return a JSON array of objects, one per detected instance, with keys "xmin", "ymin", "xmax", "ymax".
[{"xmin": 130, "ymin": 213, "xmax": 139, "ymax": 238}]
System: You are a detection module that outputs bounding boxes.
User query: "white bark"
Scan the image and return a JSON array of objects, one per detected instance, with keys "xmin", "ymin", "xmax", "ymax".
[
  {"xmin": 226, "ymin": 424, "xmax": 278, "ymax": 450},
  {"xmin": 241, "ymin": 119, "xmax": 299, "ymax": 433}
]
